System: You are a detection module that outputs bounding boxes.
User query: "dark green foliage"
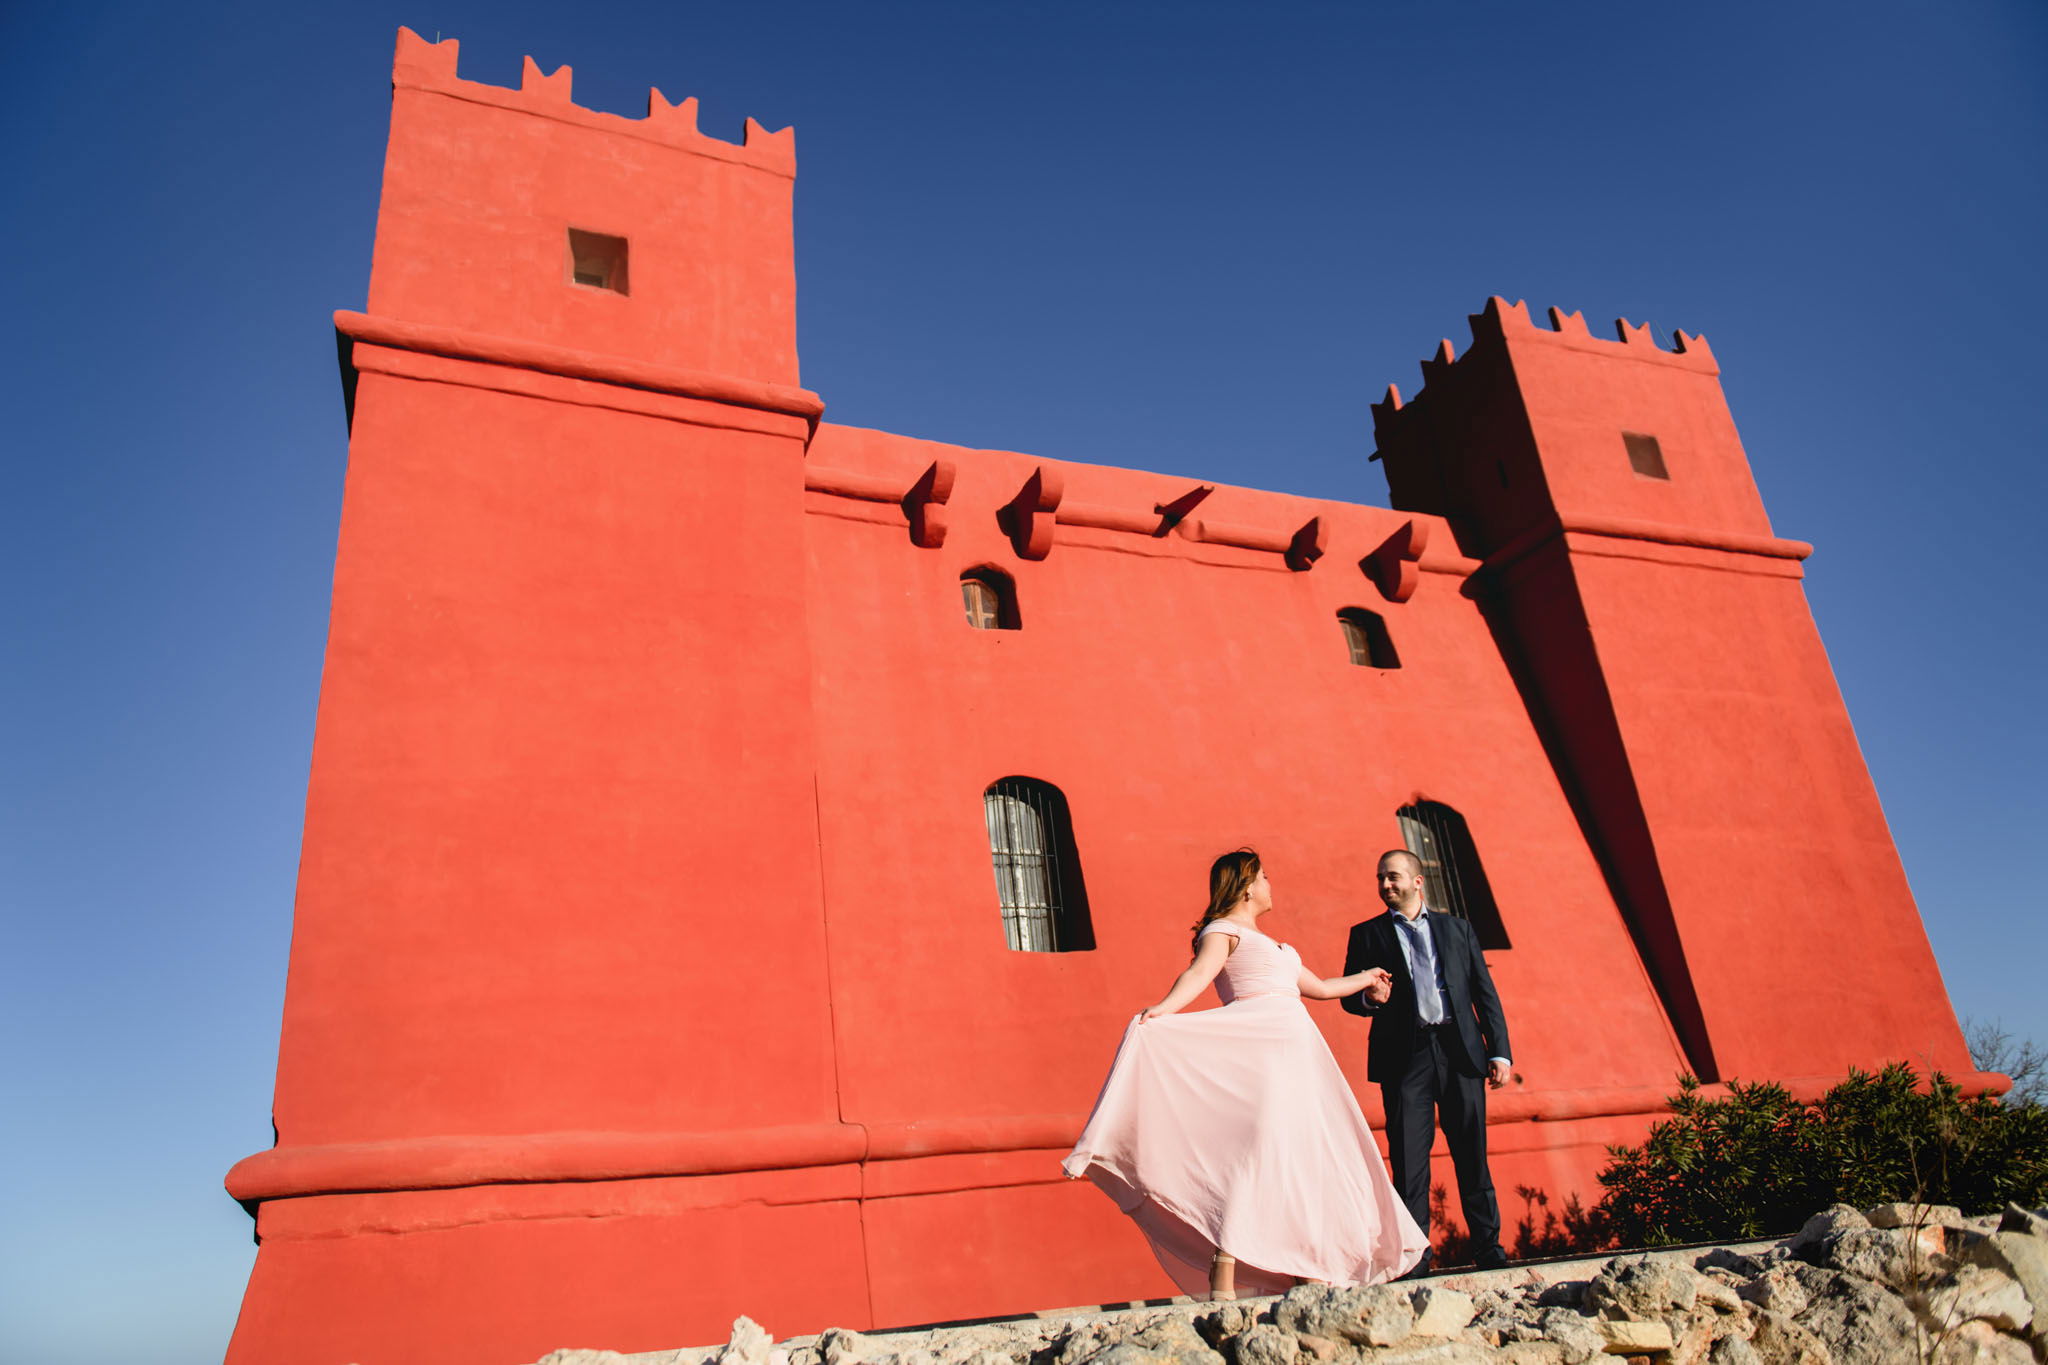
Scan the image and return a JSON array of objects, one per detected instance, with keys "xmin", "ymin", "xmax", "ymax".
[
  {"xmin": 1597, "ymin": 1064, "xmax": 2048, "ymax": 1247},
  {"xmin": 1508, "ymin": 1185, "xmax": 1613, "ymax": 1259}
]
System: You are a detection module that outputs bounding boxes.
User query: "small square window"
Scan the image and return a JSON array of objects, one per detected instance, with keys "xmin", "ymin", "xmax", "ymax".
[
  {"xmin": 1623, "ymin": 432, "xmax": 1669, "ymax": 480},
  {"xmin": 567, "ymin": 229, "xmax": 629, "ymax": 295}
]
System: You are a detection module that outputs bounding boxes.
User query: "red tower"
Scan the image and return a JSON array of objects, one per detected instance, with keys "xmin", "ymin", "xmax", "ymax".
[
  {"xmin": 224, "ymin": 32, "xmax": 1989, "ymax": 1365},
  {"xmin": 1371, "ymin": 299, "xmax": 1967, "ymax": 1087},
  {"xmin": 229, "ymin": 30, "xmax": 858, "ymax": 1362}
]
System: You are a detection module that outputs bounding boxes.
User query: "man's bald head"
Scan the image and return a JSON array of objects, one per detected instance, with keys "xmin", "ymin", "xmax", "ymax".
[{"xmin": 1377, "ymin": 849, "xmax": 1423, "ymax": 878}]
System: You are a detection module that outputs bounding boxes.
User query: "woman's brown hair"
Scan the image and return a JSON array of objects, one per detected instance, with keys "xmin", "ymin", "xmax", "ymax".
[{"xmin": 1190, "ymin": 847, "xmax": 1260, "ymax": 953}]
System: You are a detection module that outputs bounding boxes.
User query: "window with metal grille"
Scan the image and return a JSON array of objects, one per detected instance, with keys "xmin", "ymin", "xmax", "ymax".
[
  {"xmin": 961, "ymin": 568, "xmax": 1019, "ymax": 630},
  {"xmin": 567, "ymin": 228, "xmax": 629, "ymax": 294},
  {"xmin": 983, "ymin": 777, "xmax": 1093, "ymax": 952},
  {"xmin": 1396, "ymin": 800, "xmax": 1510, "ymax": 950},
  {"xmin": 1338, "ymin": 608, "xmax": 1400, "ymax": 668},
  {"xmin": 1623, "ymin": 431, "xmax": 1669, "ymax": 480}
]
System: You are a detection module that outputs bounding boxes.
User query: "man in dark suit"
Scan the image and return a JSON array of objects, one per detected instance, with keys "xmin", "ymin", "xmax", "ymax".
[{"xmin": 1342, "ymin": 848, "xmax": 1513, "ymax": 1273}]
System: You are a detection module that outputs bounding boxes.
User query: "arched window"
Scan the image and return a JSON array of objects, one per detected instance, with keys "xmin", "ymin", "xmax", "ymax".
[
  {"xmin": 961, "ymin": 567, "xmax": 1020, "ymax": 630},
  {"xmin": 983, "ymin": 777, "xmax": 1093, "ymax": 952},
  {"xmin": 1338, "ymin": 608, "xmax": 1400, "ymax": 668},
  {"xmin": 1396, "ymin": 800, "xmax": 1509, "ymax": 950}
]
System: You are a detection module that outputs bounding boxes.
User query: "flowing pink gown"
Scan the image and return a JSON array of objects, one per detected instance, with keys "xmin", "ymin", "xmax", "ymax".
[{"xmin": 1063, "ymin": 922, "xmax": 1427, "ymax": 1296}]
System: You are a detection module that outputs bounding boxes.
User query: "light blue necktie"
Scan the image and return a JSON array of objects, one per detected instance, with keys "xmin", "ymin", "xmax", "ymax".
[{"xmin": 1398, "ymin": 914, "xmax": 1447, "ymax": 1026}]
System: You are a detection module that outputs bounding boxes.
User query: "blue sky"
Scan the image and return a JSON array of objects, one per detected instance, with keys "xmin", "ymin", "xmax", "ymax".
[{"xmin": 3, "ymin": 3, "xmax": 2043, "ymax": 1362}]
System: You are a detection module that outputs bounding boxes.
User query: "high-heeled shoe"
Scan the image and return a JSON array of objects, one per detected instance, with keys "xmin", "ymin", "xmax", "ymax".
[{"xmin": 1208, "ymin": 1251, "xmax": 1237, "ymax": 1301}]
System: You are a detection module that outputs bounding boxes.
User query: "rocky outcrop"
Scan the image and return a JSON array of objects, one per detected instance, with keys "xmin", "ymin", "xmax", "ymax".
[{"xmin": 524, "ymin": 1203, "xmax": 2048, "ymax": 1365}]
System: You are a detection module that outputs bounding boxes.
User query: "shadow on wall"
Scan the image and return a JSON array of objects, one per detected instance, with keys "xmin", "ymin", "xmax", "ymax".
[{"xmin": 1427, "ymin": 1182, "xmax": 1615, "ymax": 1264}]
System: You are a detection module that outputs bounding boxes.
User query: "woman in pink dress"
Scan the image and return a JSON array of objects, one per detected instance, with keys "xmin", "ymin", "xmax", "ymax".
[{"xmin": 1063, "ymin": 849, "xmax": 1429, "ymax": 1300}]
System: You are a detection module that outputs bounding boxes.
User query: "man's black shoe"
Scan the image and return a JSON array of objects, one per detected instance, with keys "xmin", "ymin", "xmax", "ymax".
[
  {"xmin": 1472, "ymin": 1246, "xmax": 1510, "ymax": 1271},
  {"xmin": 1396, "ymin": 1251, "xmax": 1435, "ymax": 1281}
]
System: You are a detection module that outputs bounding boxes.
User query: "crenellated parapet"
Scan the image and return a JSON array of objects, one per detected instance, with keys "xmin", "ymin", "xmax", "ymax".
[
  {"xmin": 367, "ymin": 27, "xmax": 804, "ymax": 390},
  {"xmin": 390, "ymin": 27, "xmax": 795, "ymax": 177},
  {"xmin": 1371, "ymin": 296, "xmax": 1716, "ymax": 452},
  {"xmin": 1368, "ymin": 295, "xmax": 1774, "ymax": 563}
]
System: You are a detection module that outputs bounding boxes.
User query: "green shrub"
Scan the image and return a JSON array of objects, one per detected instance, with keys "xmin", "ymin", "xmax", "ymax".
[{"xmin": 1597, "ymin": 1064, "xmax": 2048, "ymax": 1247}]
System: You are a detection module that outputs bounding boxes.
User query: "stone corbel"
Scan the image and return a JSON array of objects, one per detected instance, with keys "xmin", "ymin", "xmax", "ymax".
[
  {"xmin": 1286, "ymin": 517, "xmax": 1327, "ymax": 571},
  {"xmin": 1000, "ymin": 467, "xmax": 1064, "ymax": 560},
  {"xmin": 901, "ymin": 461, "xmax": 956, "ymax": 548},
  {"xmin": 1363, "ymin": 518, "xmax": 1429, "ymax": 602}
]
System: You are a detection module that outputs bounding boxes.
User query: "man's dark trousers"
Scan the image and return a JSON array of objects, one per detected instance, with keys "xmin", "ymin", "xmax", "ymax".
[{"xmin": 1384, "ymin": 1023, "xmax": 1500, "ymax": 1253}]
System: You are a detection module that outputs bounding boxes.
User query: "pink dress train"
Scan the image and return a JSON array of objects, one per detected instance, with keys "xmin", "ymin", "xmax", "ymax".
[{"xmin": 1063, "ymin": 922, "xmax": 1427, "ymax": 1297}]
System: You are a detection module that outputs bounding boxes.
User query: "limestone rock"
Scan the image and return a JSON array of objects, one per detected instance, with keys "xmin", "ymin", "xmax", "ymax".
[
  {"xmin": 1699, "ymin": 1249, "xmax": 1769, "ymax": 1281},
  {"xmin": 1291, "ymin": 1334, "xmax": 1342, "ymax": 1363},
  {"xmin": 933, "ymin": 1325, "xmax": 1034, "ymax": 1356},
  {"xmin": 1533, "ymin": 1307, "xmax": 1605, "ymax": 1364},
  {"xmin": 717, "ymin": 1318, "xmax": 777, "ymax": 1365},
  {"xmin": 1272, "ymin": 1283, "xmax": 1413, "ymax": 1348},
  {"xmin": 1789, "ymin": 1205, "xmax": 1872, "ymax": 1261},
  {"xmin": 1693, "ymin": 1276, "xmax": 1746, "ymax": 1315},
  {"xmin": 1745, "ymin": 1310, "xmax": 1830, "ymax": 1365},
  {"xmin": 1228, "ymin": 1323, "xmax": 1296, "ymax": 1365},
  {"xmin": 958, "ymin": 1351, "xmax": 1015, "ymax": 1365},
  {"xmin": 1089, "ymin": 1347, "xmax": 1168, "ymax": 1365},
  {"xmin": 1664, "ymin": 1310, "xmax": 1744, "ymax": 1365},
  {"xmin": 1964, "ymin": 1231, "xmax": 2048, "ymax": 1352},
  {"xmin": 1593, "ymin": 1318, "xmax": 1675, "ymax": 1353},
  {"xmin": 1866, "ymin": 1204, "xmax": 1964, "ymax": 1232},
  {"xmin": 1068, "ymin": 1314, "xmax": 1222, "ymax": 1365},
  {"xmin": 535, "ymin": 1353, "xmax": 635, "ymax": 1365},
  {"xmin": 1194, "ymin": 1304, "xmax": 1259, "ymax": 1348},
  {"xmin": 1408, "ymin": 1286, "xmax": 1478, "ymax": 1337},
  {"xmin": 1087, "ymin": 1337, "xmax": 1216, "ymax": 1365},
  {"xmin": 1585, "ymin": 1255, "xmax": 1700, "ymax": 1320},
  {"xmin": 1053, "ymin": 1324, "xmax": 1109, "ymax": 1365},
  {"xmin": 1917, "ymin": 1263, "xmax": 2033, "ymax": 1334},
  {"xmin": 1786, "ymin": 1265, "xmax": 1919, "ymax": 1363},
  {"xmin": 1495, "ymin": 1343, "xmax": 1570, "ymax": 1364},
  {"xmin": 1738, "ymin": 1265, "xmax": 1811, "ymax": 1318},
  {"xmin": 1469, "ymin": 1288, "xmax": 1522, "ymax": 1343},
  {"xmin": 1535, "ymin": 1282, "xmax": 1589, "ymax": 1310},
  {"xmin": 1932, "ymin": 1320, "xmax": 2035, "ymax": 1365},
  {"xmin": 1813, "ymin": 1227, "xmax": 1942, "ymax": 1291},
  {"xmin": 1366, "ymin": 1344, "xmax": 1496, "ymax": 1365},
  {"xmin": 958, "ymin": 1326, "xmax": 1048, "ymax": 1358},
  {"xmin": 822, "ymin": 1329, "xmax": 872, "ymax": 1365},
  {"xmin": 1708, "ymin": 1334, "xmax": 1763, "ymax": 1365},
  {"xmin": 1995, "ymin": 1204, "xmax": 2048, "ymax": 1239}
]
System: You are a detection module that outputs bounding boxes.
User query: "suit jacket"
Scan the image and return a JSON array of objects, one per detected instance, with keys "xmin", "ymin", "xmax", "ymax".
[{"xmin": 1341, "ymin": 909, "xmax": 1510, "ymax": 1084}]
